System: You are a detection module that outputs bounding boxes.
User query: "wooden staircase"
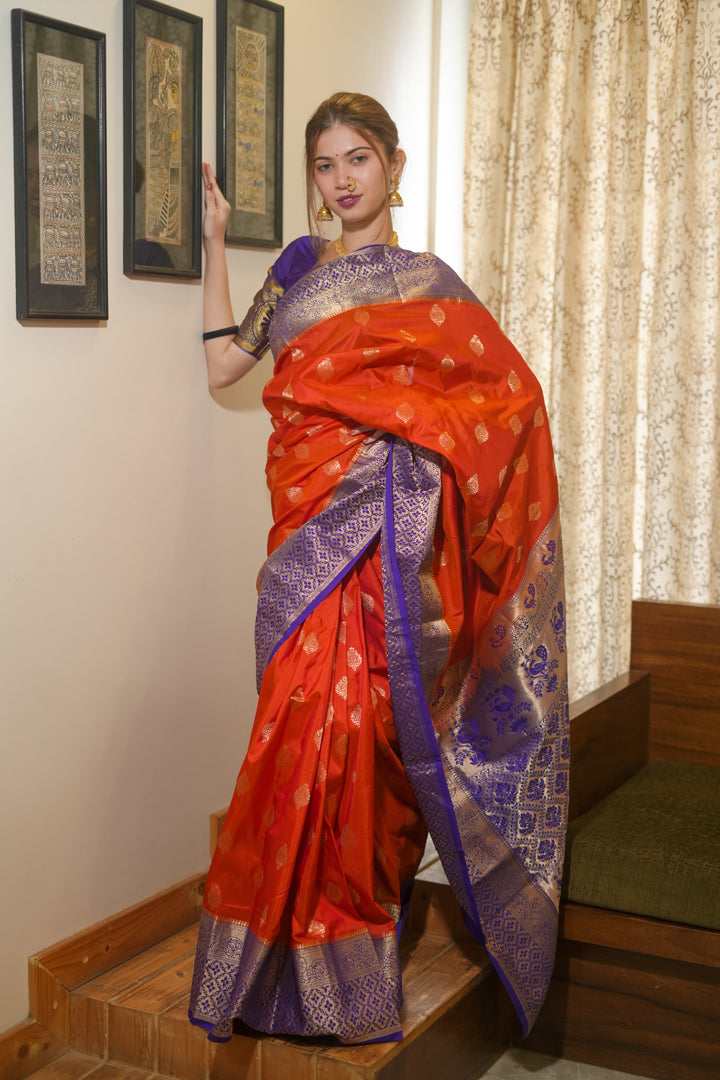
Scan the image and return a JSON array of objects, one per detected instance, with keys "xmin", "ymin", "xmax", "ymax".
[{"xmin": 6, "ymin": 842, "xmax": 511, "ymax": 1080}]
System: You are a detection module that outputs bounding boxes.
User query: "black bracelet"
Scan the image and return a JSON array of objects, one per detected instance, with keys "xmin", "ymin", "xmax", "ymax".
[{"xmin": 203, "ymin": 324, "xmax": 239, "ymax": 341}]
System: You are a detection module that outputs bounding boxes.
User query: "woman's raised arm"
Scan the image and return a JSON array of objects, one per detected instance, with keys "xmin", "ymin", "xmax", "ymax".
[{"xmin": 201, "ymin": 163, "xmax": 257, "ymax": 388}]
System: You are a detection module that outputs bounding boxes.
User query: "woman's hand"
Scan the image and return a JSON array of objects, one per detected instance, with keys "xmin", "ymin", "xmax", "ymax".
[
  {"xmin": 202, "ymin": 162, "xmax": 231, "ymax": 246},
  {"xmin": 200, "ymin": 162, "xmax": 256, "ymax": 387}
]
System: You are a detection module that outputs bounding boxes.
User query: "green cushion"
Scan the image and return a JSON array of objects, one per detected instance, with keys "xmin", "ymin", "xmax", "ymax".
[{"xmin": 563, "ymin": 759, "xmax": 720, "ymax": 930}]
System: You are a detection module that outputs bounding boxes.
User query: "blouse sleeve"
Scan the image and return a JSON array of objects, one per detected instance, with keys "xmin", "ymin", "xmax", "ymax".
[
  {"xmin": 233, "ymin": 236, "xmax": 320, "ymax": 360},
  {"xmin": 233, "ymin": 269, "xmax": 284, "ymax": 360}
]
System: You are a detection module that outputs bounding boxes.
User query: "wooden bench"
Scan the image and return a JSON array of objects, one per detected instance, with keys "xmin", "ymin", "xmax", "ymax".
[{"xmin": 522, "ymin": 600, "xmax": 720, "ymax": 1080}]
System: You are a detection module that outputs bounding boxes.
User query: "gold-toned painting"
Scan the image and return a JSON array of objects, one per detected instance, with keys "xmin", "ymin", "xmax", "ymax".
[
  {"xmin": 217, "ymin": 0, "xmax": 283, "ymax": 248},
  {"xmin": 145, "ymin": 37, "xmax": 182, "ymax": 245},
  {"xmin": 124, "ymin": 0, "xmax": 202, "ymax": 278},
  {"xmin": 234, "ymin": 26, "xmax": 266, "ymax": 215},
  {"xmin": 12, "ymin": 10, "xmax": 108, "ymax": 320},
  {"xmin": 37, "ymin": 54, "xmax": 86, "ymax": 286}
]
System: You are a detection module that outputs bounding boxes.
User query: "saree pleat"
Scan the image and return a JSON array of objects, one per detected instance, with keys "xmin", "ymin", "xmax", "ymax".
[{"xmin": 190, "ymin": 246, "xmax": 569, "ymax": 1043}]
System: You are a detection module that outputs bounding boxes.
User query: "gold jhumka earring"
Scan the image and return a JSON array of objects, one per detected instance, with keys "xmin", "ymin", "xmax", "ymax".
[
  {"xmin": 388, "ymin": 176, "xmax": 403, "ymax": 207},
  {"xmin": 316, "ymin": 201, "xmax": 333, "ymax": 221}
]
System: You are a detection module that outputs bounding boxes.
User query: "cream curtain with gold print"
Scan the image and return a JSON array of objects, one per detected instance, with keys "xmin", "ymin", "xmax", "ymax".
[{"xmin": 465, "ymin": 0, "xmax": 720, "ymax": 699}]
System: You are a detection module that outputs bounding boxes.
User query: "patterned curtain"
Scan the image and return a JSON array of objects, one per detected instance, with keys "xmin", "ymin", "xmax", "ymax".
[{"xmin": 464, "ymin": 0, "xmax": 720, "ymax": 699}]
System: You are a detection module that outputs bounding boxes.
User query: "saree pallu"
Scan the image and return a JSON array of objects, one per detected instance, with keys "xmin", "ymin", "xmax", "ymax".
[{"xmin": 189, "ymin": 247, "xmax": 569, "ymax": 1044}]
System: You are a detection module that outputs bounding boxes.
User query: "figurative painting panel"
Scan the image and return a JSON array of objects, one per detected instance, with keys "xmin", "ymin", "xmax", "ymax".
[
  {"xmin": 145, "ymin": 37, "xmax": 182, "ymax": 246},
  {"xmin": 123, "ymin": 0, "xmax": 201, "ymax": 278},
  {"xmin": 234, "ymin": 26, "xmax": 266, "ymax": 215}
]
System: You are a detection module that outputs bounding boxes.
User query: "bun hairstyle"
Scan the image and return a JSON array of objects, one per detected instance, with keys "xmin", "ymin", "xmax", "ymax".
[{"xmin": 304, "ymin": 92, "xmax": 401, "ymax": 235}]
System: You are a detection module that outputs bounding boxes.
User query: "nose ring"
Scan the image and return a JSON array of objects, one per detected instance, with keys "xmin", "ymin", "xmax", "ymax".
[{"xmin": 346, "ymin": 177, "xmax": 356, "ymax": 192}]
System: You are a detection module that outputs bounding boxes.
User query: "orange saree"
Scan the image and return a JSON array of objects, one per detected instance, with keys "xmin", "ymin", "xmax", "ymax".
[{"xmin": 189, "ymin": 245, "xmax": 569, "ymax": 1044}]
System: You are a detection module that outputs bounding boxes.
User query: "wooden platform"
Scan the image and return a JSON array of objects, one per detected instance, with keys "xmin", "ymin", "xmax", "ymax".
[{"xmin": 8, "ymin": 853, "xmax": 511, "ymax": 1080}]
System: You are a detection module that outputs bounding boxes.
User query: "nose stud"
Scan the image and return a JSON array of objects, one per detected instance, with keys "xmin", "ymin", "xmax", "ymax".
[{"xmin": 346, "ymin": 177, "xmax": 356, "ymax": 192}]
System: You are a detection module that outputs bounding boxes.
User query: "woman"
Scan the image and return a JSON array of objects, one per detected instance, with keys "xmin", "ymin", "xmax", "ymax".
[{"xmin": 189, "ymin": 93, "xmax": 569, "ymax": 1046}]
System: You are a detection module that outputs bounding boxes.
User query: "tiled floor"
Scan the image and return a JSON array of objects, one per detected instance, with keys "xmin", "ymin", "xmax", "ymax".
[{"xmin": 483, "ymin": 1048, "xmax": 655, "ymax": 1080}]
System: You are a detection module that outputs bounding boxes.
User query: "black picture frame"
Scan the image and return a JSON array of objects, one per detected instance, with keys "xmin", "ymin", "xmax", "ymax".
[
  {"xmin": 11, "ymin": 9, "xmax": 108, "ymax": 321},
  {"xmin": 217, "ymin": 0, "xmax": 284, "ymax": 248},
  {"xmin": 124, "ymin": 0, "xmax": 202, "ymax": 278}
]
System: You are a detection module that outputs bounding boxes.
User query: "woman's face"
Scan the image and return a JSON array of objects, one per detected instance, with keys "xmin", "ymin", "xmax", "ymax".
[{"xmin": 312, "ymin": 123, "xmax": 398, "ymax": 230}]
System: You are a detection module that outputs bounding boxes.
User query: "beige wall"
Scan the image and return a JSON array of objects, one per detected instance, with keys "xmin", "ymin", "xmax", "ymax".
[{"xmin": 0, "ymin": 0, "xmax": 470, "ymax": 1030}]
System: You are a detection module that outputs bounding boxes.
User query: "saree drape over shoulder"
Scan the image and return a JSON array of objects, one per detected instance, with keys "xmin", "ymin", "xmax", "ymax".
[{"xmin": 189, "ymin": 245, "xmax": 569, "ymax": 1045}]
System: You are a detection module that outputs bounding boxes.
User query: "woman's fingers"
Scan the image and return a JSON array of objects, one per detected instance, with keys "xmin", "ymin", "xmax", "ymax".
[
  {"xmin": 202, "ymin": 161, "xmax": 216, "ymax": 191},
  {"xmin": 202, "ymin": 163, "xmax": 229, "ymax": 214},
  {"xmin": 202, "ymin": 164, "xmax": 230, "ymax": 242}
]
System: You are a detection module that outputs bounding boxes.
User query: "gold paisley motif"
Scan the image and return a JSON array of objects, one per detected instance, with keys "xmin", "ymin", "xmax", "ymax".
[
  {"xmin": 334, "ymin": 734, "xmax": 348, "ymax": 759},
  {"xmin": 206, "ymin": 884, "xmax": 222, "ymax": 910},
  {"xmin": 275, "ymin": 745, "xmax": 292, "ymax": 769},
  {"xmin": 317, "ymin": 358, "xmax": 335, "ymax": 381},
  {"xmin": 326, "ymin": 881, "xmax": 343, "ymax": 903},
  {"xmin": 347, "ymin": 646, "xmax": 363, "ymax": 671},
  {"xmin": 217, "ymin": 829, "xmax": 233, "ymax": 854},
  {"xmin": 340, "ymin": 825, "xmax": 356, "ymax": 849}
]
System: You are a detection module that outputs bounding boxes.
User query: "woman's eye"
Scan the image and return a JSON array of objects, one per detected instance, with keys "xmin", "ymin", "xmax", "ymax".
[
  {"xmin": 316, "ymin": 163, "xmax": 331, "ymax": 173},
  {"xmin": 351, "ymin": 155, "xmax": 367, "ymax": 165}
]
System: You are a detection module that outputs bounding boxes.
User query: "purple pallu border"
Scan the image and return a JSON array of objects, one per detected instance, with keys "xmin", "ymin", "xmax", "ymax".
[
  {"xmin": 379, "ymin": 439, "xmax": 567, "ymax": 1036},
  {"xmin": 380, "ymin": 441, "xmax": 482, "ymax": 930},
  {"xmin": 256, "ymin": 435, "xmax": 391, "ymax": 687}
]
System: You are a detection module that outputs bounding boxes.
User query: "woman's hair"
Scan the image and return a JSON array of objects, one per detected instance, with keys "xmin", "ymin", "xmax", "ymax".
[{"xmin": 304, "ymin": 92, "xmax": 400, "ymax": 235}]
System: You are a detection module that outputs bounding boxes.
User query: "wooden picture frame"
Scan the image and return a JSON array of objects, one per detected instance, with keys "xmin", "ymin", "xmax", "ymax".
[
  {"xmin": 11, "ymin": 9, "xmax": 108, "ymax": 320},
  {"xmin": 217, "ymin": 0, "xmax": 284, "ymax": 248},
  {"xmin": 124, "ymin": 0, "xmax": 202, "ymax": 278}
]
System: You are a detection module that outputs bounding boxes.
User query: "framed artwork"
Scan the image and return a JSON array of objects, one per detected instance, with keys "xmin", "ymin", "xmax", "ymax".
[
  {"xmin": 217, "ymin": 0, "xmax": 284, "ymax": 248},
  {"xmin": 11, "ymin": 9, "xmax": 108, "ymax": 321},
  {"xmin": 124, "ymin": 0, "xmax": 202, "ymax": 278}
]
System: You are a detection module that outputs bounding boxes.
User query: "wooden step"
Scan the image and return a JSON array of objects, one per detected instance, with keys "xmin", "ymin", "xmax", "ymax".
[
  {"xmin": 65, "ymin": 915, "xmax": 506, "ymax": 1079},
  {"xmin": 12, "ymin": 845, "xmax": 510, "ymax": 1080}
]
